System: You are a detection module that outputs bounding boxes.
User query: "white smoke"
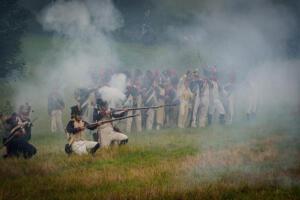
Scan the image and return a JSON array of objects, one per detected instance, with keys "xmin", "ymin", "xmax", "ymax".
[
  {"xmin": 14, "ymin": 0, "xmax": 124, "ymax": 110},
  {"xmin": 98, "ymin": 73, "xmax": 127, "ymax": 108},
  {"xmin": 109, "ymin": 73, "xmax": 127, "ymax": 93},
  {"xmin": 38, "ymin": 0, "xmax": 123, "ymax": 88},
  {"xmin": 160, "ymin": 0, "xmax": 300, "ymax": 112},
  {"xmin": 98, "ymin": 87, "xmax": 125, "ymax": 108}
]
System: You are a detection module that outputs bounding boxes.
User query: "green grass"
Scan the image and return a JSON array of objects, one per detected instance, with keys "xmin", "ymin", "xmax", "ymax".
[{"xmin": 0, "ymin": 117, "xmax": 299, "ymax": 200}]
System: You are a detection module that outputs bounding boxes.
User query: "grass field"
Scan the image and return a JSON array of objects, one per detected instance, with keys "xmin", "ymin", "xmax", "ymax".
[{"xmin": 0, "ymin": 113, "xmax": 299, "ymax": 200}]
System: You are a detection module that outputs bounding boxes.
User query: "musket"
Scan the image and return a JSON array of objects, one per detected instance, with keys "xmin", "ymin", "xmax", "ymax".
[
  {"xmin": 113, "ymin": 104, "xmax": 178, "ymax": 112},
  {"xmin": 1, "ymin": 117, "xmax": 38, "ymax": 148},
  {"xmin": 84, "ymin": 114, "xmax": 140, "ymax": 129}
]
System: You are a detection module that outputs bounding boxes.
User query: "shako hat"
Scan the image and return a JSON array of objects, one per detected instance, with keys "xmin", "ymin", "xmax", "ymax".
[{"xmin": 70, "ymin": 105, "xmax": 81, "ymax": 118}]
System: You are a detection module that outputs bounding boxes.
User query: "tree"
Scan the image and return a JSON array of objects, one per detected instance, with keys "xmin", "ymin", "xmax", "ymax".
[{"xmin": 0, "ymin": 0, "xmax": 31, "ymax": 78}]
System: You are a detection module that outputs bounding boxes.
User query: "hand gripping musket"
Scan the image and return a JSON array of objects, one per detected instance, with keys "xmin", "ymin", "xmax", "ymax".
[
  {"xmin": 1, "ymin": 117, "xmax": 38, "ymax": 148},
  {"xmin": 113, "ymin": 104, "xmax": 178, "ymax": 112}
]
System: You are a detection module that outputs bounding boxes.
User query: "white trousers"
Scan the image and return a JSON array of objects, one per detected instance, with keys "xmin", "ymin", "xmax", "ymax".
[
  {"xmin": 209, "ymin": 98, "xmax": 225, "ymax": 115},
  {"xmin": 178, "ymin": 100, "xmax": 189, "ymax": 128},
  {"xmin": 146, "ymin": 109, "xmax": 155, "ymax": 130},
  {"xmin": 51, "ymin": 110, "xmax": 64, "ymax": 133},
  {"xmin": 126, "ymin": 110, "xmax": 142, "ymax": 133},
  {"xmin": 71, "ymin": 140, "xmax": 98, "ymax": 155},
  {"xmin": 192, "ymin": 96, "xmax": 209, "ymax": 128},
  {"xmin": 99, "ymin": 125, "xmax": 128, "ymax": 147},
  {"xmin": 155, "ymin": 100, "xmax": 165, "ymax": 130},
  {"xmin": 225, "ymin": 94, "xmax": 234, "ymax": 124}
]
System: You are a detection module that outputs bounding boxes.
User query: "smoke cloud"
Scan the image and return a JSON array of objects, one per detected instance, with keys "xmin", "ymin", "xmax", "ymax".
[
  {"xmin": 14, "ymin": 0, "xmax": 124, "ymax": 109},
  {"xmin": 99, "ymin": 73, "xmax": 127, "ymax": 107},
  {"xmin": 157, "ymin": 0, "xmax": 300, "ymax": 112},
  {"xmin": 13, "ymin": 0, "xmax": 300, "ymax": 119}
]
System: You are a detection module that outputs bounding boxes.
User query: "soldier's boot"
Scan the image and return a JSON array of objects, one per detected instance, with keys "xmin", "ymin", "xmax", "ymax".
[
  {"xmin": 207, "ymin": 114, "xmax": 213, "ymax": 126},
  {"xmin": 120, "ymin": 139, "xmax": 128, "ymax": 145},
  {"xmin": 23, "ymin": 144, "xmax": 37, "ymax": 159},
  {"xmin": 65, "ymin": 144, "xmax": 72, "ymax": 155},
  {"xmin": 219, "ymin": 114, "xmax": 226, "ymax": 125},
  {"xmin": 2, "ymin": 154, "xmax": 9, "ymax": 159},
  {"xmin": 90, "ymin": 143, "xmax": 100, "ymax": 155}
]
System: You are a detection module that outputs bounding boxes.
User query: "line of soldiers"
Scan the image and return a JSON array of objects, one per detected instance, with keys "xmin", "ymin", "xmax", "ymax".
[
  {"xmin": 1, "ymin": 66, "xmax": 258, "ymax": 158},
  {"xmin": 69, "ymin": 66, "xmax": 257, "ymax": 134},
  {"xmin": 115, "ymin": 67, "xmax": 239, "ymax": 130}
]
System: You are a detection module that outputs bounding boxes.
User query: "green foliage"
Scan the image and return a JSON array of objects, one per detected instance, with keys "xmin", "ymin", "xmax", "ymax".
[{"xmin": 0, "ymin": 0, "xmax": 31, "ymax": 78}]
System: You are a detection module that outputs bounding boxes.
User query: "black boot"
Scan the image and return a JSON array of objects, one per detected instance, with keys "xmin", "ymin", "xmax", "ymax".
[
  {"xmin": 90, "ymin": 143, "xmax": 100, "ymax": 155},
  {"xmin": 219, "ymin": 114, "xmax": 225, "ymax": 125},
  {"xmin": 65, "ymin": 144, "xmax": 72, "ymax": 155},
  {"xmin": 208, "ymin": 114, "xmax": 213, "ymax": 125},
  {"xmin": 120, "ymin": 139, "xmax": 128, "ymax": 145}
]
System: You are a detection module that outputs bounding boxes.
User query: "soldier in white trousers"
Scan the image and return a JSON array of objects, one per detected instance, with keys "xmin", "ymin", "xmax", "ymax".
[
  {"xmin": 124, "ymin": 85, "xmax": 142, "ymax": 133},
  {"xmin": 48, "ymin": 88, "xmax": 65, "ymax": 133},
  {"xmin": 65, "ymin": 106, "xmax": 100, "ymax": 155},
  {"xmin": 208, "ymin": 73, "xmax": 226, "ymax": 125},
  {"xmin": 143, "ymin": 87, "xmax": 157, "ymax": 130},
  {"xmin": 190, "ymin": 70, "xmax": 210, "ymax": 128},
  {"xmin": 93, "ymin": 99, "xmax": 128, "ymax": 147},
  {"xmin": 155, "ymin": 81, "xmax": 165, "ymax": 130},
  {"xmin": 178, "ymin": 75, "xmax": 193, "ymax": 128},
  {"xmin": 223, "ymin": 73, "xmax": 236, "ymax": 125}
]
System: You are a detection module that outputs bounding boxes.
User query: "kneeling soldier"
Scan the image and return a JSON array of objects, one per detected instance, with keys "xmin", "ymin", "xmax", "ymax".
[
  {"xmin": 65, "ymin": 106, "xmax": 100, "ymax": 155},
  {"xmin": 93, "ymin": 99, "xmax": 129, "ymax": 147},
  {"xmin": 1, "ymin": 112, "xmax": 37, "ymax": 159}
]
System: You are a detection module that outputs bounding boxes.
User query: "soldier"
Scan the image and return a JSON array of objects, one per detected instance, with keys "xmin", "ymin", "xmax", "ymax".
[
  {"xmin": 177, "ymin": 75, "xmax": 193, "ymax": 128},
  {"xmin": 141, "ymin": 70, "xmax": 157, "ymax": 130},
  {"xmin": 164, "ymin": 80, "xmax": 178, "ymax": 128},
  {"xmin": 1, "ymin": 112, "xmax": 37, "ymax": 159},
  {"xmin": 190, "ymin": 70, "xmax": 210, "ymax": 128},
  {"xmin": 65, "ymin": 106, "xmax": 100, "ymax": 155},
  {"xmin": 93, "ymin": 99, "xmax": 129, "ymax": 147},
  {"xmin": 154, "ymin": 78, "xmax": 166, "ymax": 130},
  {"xmin": 208, "ymin": 66, "xmax": 226, "ymax": 125},
  {"xmin": 124, "ymin": 83, "xmax": 142, "ymax": 133},
  {"xmin": 48, "ymin": 87, "xmax": 65, "ymax": 133},
  {"xmin": 223, "ymin": 71, "xmax": 236, "ymax": 125}
]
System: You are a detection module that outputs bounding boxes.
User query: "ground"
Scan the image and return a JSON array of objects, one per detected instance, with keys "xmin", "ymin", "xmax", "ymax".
[{"xmin": 0, "ymin": 114, "xmax": 299, "ymax": 200}]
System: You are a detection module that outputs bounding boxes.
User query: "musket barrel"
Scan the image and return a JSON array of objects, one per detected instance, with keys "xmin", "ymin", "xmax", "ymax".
[{"xmin": 114, "ymin": 104, "xmax": 177, "ymax": 112}]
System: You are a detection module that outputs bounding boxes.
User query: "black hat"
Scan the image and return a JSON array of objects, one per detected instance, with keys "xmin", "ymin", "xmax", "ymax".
[
  {"xmin": 71, "ymin": 105, "xmax": 81, "ymax": 118},
  {"xmin": 96, "ymin": 98, "xmax": 107, "ymax": 108}
]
